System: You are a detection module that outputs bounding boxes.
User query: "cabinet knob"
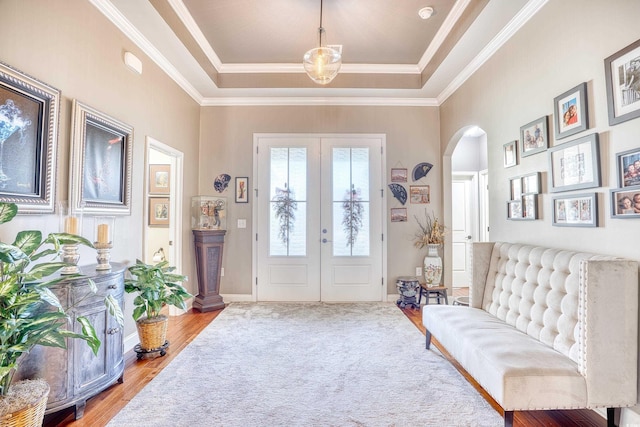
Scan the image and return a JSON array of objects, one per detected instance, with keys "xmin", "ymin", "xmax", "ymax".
[
  {"xmin": 107, "ymin": 284, "xmax": 117, "ymax": 289},
  {"xmin": 107, "ymin": 327, "xmax": 120, "ymax": 335}
]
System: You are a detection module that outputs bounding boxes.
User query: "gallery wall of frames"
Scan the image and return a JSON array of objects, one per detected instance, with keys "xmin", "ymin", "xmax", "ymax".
[{"xmin": 503, "ymin": 38, "xmax": 640, "ymax": 226}]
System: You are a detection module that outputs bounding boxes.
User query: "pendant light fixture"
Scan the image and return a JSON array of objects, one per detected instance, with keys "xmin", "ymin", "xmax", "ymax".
[{"xmin": 303, "ymin": 0, "xmax": 342, "ymax": 85}]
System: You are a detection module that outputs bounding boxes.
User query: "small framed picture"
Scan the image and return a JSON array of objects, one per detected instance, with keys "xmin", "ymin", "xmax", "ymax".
[
  {"xmin": 616, "ymin": 147, "xmax": 640, "ymax": 189},
  {"xmin": 552, "ymin": 193, "xmax": 598, "ymax": 227},
  {"xmin": 235, "ymin": 177, "xmax": 249, "ymax": 203},
  {"xmin": 391, "ymin": 168, "xmax": 408, "ymax": 182},
  {"xmin": 604, "ymin": 38, "xmax": 640, "ymax": 126},
  {"xmin": 520, "ymin": 116, "xmax": 548, "ymax": 157},
  {"xmin": 390, "ymin": 207, "xmax": 407, "ymax": 222},
  {"xmin": 549, "ymin": 133, "xmax": 600, "ymax": 193},
  {"xmin": 521, "ymin": 194, "xmax": 538, "ymax": 220},
  {"xmin": 554, "ymin": 82, "xmax": 589, "ymax": 140},
  {"xmin": 521, "ymin": 172, "xmax": 541, "ymax": 194},
  {"xmin": 510, "ymin": 177, "xmax": 522, "ymax": 200},
  {"xmin": 409, "ymin": 185, "xmax": 430, "ymax": 204},
  {"xmin": 503, "ymin": 140, "xmax": 517, "ymax": 168},
  {"xmin": 611, "ymin": 188, "xmax": 640, "ymax": 218},
  {"xmin": 149, "ymin": 197, "xmax": 170, "ymax": 227},
  {"xmin": 149, "ymin": 164, "xmax": 170, "ymax": 195},
  {"xmin": 507, "ymin": 200, "xmax": 522, "ymax": 220}
]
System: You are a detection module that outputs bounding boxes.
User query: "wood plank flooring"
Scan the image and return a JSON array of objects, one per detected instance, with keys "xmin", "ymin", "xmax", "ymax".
[{"xmin": 44, "ymin": 300, "xmax": 606, "ymax": 427}]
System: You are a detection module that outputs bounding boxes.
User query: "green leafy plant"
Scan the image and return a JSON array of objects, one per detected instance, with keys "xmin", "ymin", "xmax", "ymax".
[
  {"xmin": 124, "ymin": 260, "xmax": 190, "ymax": 321},
  {"xmin": 0, "ymin": 202, "xmax": 124, "ymax": 396}
]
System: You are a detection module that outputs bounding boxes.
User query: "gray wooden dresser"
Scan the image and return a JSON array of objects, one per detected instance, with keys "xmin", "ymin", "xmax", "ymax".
[{"xmin": 16, "ymin": 263, "xmax": 125, "ymax": 419}]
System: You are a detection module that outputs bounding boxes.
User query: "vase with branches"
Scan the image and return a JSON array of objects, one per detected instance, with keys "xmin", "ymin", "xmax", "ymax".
[{"xmin": 413, "ymin": 209, "xmax": 445, "ymax": 286}]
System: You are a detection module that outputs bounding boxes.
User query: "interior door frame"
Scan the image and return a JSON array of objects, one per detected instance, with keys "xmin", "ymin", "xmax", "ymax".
[
  {"xmin": 251, "ymin": 133, "xmax": 388, "ymax": 302},
  {"xmin": 144, "ymin": 136, "xmax": 184, "ymax": 309}
]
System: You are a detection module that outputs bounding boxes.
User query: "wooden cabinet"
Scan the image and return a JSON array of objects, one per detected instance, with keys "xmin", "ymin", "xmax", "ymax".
[
  {"xmin": 192, "ymin": 229, "xmax": 226, "ymax": 312},
  {"xmin": 16, "ymin": 264, "xmax": 125, "ymax": 419}
]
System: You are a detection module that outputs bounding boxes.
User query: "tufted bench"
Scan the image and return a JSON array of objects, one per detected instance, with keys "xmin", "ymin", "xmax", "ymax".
[{"xmin": 422, "ymin": 242, "xmax": 638, "ymax": 427}]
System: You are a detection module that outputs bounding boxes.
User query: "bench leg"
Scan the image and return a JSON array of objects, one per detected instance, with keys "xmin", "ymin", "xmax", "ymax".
[
  {"xmin": 607, "ymin": 407, "xmax": 619, "ymax": 427},
  {"xmin": 425, "ymin": 329, "xmax": 432, "ymax": 349},
  {"xmin": 504, "ymin": 411, "xmax": 513, "ymax": 427}
]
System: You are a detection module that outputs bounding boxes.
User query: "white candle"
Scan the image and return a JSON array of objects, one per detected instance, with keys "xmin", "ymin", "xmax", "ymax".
[
  {"xmin": 65, "ymin": 217, "xmax": 78, "ymax": 234},
  {"xmin": 97, "ymin": 223, "xmax": 109, "ymax": 244}
]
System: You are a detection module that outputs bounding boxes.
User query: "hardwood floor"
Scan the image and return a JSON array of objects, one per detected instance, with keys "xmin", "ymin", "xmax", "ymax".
[{"xmin": 44, "ymin": 301, "xmax": 606, "ymax": 427}]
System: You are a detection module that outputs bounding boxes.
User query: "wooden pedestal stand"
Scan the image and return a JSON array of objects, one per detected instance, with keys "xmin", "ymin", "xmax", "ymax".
[{"xmin": 192, "ymin": 229, "xmax": 226, "ymax": 312}]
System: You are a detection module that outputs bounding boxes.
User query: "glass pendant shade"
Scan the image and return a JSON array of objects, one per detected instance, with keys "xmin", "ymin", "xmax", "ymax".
[{"xmin": 303, "ymin": 46, "xmax": 342, "ymax": 85}]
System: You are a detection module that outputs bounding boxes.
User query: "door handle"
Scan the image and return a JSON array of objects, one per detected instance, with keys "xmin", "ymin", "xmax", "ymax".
[
  {"xmin": 322, "ymin": 238, "xmax": 332, "ymax": 243},
  {"xmin": 466, "ymin": 235, "xmax": 472, "ymax": 240}
]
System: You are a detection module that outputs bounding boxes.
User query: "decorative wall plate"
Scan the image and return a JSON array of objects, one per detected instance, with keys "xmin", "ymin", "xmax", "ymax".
[
  {"xmin": 214, "ymin": 173, "xmax": 231, "ymax": 193},
  {"xmin": 388, "ymin": 183, "xmax": 407, "ymax": 205},
  {"xmin": 412, "ymin": 162, "xmax": 433, "ymax": 181}
]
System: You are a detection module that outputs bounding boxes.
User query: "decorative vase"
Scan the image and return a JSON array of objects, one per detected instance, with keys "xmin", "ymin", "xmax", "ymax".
[{"xmin": 424, "ymin": 244, "xmax": 442, "ymax": 287}]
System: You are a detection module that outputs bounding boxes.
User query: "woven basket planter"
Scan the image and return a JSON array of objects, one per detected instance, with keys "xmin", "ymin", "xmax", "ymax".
[
  {"xmin": 136, "ymin": 315, "xmax": 168, "ymax": 351},
  {"xmin": 0, "ymin": 380, "xmax": 49, "ymax": 427}
]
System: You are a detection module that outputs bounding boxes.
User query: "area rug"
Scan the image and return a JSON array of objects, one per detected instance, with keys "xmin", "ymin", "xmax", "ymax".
[{"xmin": 108, "ymin": 303, "xmax": 501, "ymax": 427}]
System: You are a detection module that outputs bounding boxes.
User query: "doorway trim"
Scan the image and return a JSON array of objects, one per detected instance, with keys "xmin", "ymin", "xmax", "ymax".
[
  {"xmin": 251, "ymin": 133, "xmax": 388, "ymax": 302},
  {"xmin": 144, "ymin": 136, "xmax": 184, "ymax": 293},
  {"xmin": 442, "ymin": 126, "xmax": 485, "ymax": 291}
]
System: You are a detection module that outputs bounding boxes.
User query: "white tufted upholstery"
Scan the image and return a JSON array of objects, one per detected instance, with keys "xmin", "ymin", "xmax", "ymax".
[{"xmin": 423, "ymin": 242, "xmax": 638, "ymax": 415}]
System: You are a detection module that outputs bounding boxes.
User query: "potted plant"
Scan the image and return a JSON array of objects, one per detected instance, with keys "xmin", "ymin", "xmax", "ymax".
[
  {"xmin": 414, "ymin": 209, "xmax": 445, "ymax": 286},
  {"xmin": 124, "ymin": 259, "xmax": 190, "ymax": 356},
  {"xmin": 0, "ymin": 202, "xmax": 123, "ymax": 426}
]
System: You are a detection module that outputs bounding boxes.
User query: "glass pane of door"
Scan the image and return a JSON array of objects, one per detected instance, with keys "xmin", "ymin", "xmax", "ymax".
[
  {"xmin": 331, "ymin": 147, "xmax": 370, "ymax": 256},
  {"xmin": 269, "ymin": 147, "xmax": 307, "ymax": 256}
]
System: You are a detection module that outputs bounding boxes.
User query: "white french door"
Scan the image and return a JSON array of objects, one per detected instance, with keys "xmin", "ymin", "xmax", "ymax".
[
  {"xmin": 451, "ymin": 174, "xmax": 477, "ymax": 287},
  {"xmin": 255, "ymin": 134, "xmax": 384, "ymax": 302}
]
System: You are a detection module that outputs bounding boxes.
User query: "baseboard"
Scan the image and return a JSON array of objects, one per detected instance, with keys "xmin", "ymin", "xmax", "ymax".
[
  {"xmin": 124, "ymin": 333, "xmax": 138, "ymax": 354},
  {"xmin": 220, "ymin": 293, "xmax": 253, "ymax": 302}
]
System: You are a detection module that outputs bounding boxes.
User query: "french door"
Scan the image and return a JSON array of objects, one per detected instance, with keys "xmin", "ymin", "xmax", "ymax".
[{"xmin": 255, "ymin": 134, "xmax": 385, "ymax": 302}]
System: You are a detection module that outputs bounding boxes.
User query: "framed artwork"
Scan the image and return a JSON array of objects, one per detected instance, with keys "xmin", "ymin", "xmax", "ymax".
[
  {"xmin": 604, "ymin": 38, "xmax": 640, "ymax": 126},
  {"xmin": 390, "ymin": 168, "xmax": 407, "ymax": 182},
  {"xmin": 521, "ymin": 172, "xmax": 541, "ymax": 194},
  {"xmin": 552, "ymin": 193, "xmax": 598, "ymax": 227},
  {"xmin": 507, "ymin": 200, "xmax": 522, "ymax": 220},
  {"xmin": 235, "ymin": 177, "xmax": 249, "ymax": 203},
  {"xmin": 519, "ymin": 116, "xmax": 548, "ymax": 157},
  {"xmin": 409, "ymin": 185, "xmax": 430, "ymax": 204},
  {"xmin": 510, "ymin": 177, "xmax": 522, "ymax": 200},
  {"xmin": 0, "ymin": 62, "xmax": 60, "ymax": 213},
  {"xmin": 616, "ymin": 147, "xmax": 640, "ymax": 189},
  {"xmin": 149, "ymin": 197, "xmax": 170, "ymax": 226},
  {"xmin": 503, "ymin": 140, "xmax": 517, "ymax": 168},
  {"xmin": 390, "ymin": 207, "xmax": 407, "ymax": 222},
  {"xmin": 69, "ymin": 100, "xmax": 133, "ymax": 215},
  {"xmin": 554, "ymin": 82, "xmax": 589, "ymax": 140},
  {"xmin": 548, "ymin": 133, "xmax": 600, "ymax": 193},
  {"xmin": 149, "ymin": 164, "xmax": 170, "ymax": 195},
  {"xmin": 610, "ymin": 188, "xmax": 640, "ymax": 218}
]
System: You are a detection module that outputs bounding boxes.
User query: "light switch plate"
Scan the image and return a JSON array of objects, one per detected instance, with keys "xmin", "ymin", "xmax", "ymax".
[
  {"xmin": 415, "ymin": 267, "xmax": 422, "ymax": 276},
  {"xmin": 237, "ymin": 219, "xmax": 247, "ymax": 228}
]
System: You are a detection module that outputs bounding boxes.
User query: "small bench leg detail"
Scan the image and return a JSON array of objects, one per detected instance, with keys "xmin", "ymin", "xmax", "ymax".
[
  {"xmin": 425, "ymin": 330, "xmax": 432, "ymax": 349},
  {"xmin": 504, "ymin": 411, "xmax": 514, "ymax": 427},
  {"xmin": 607, "ymin": 407, "xmax": 619, "ymax": 427}
]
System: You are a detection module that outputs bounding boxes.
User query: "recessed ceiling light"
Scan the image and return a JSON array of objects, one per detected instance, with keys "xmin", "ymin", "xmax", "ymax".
[{"xmin": 418, "ymin": 6, "xmax": 434, "ymax": 20}]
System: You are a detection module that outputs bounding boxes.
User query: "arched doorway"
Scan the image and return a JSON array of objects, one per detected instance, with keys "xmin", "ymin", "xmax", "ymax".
[{"xmin": 442, "ymin": 126, "xmax": 488, "ymax": 294}]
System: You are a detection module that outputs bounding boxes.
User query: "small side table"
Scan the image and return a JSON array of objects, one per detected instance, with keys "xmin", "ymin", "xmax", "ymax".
[
  {"xmin": 396, "ymin": 276, "xmax": 420, "ymax": 309},
  {"xmin": 418, "ymin": 282, "xmax": 448, "ymax": 305}
]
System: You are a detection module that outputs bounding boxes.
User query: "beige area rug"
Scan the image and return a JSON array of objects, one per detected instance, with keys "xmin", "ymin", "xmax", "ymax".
[{"xmin": 108, "ymin": 303, "xmax": 501, "ymax": 427}]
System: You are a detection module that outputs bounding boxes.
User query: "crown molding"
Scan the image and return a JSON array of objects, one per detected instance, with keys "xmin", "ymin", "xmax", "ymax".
[
  {"xmin": 437, "ymin": 0, "xmax": 549, "ymax": 105},
  {"xmin": 201, "ymin": 97, "xmax": 439, "ymax": 107},
  {"xmin": 89, "ymin": 0, "xmax": 204, "ymax": 104}
]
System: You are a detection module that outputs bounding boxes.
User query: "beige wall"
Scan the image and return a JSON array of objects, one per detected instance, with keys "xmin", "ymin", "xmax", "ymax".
[
  {"xmin": 440, "ymin": 0, "xmax": 640, "ymax": 421},
  {"xmin": 0, "ymin": 0, "xmax": 201, "ymax": 336},
  {"xmin": 199, "ymin": 106, "xmax": 441, "ymax": 296}
]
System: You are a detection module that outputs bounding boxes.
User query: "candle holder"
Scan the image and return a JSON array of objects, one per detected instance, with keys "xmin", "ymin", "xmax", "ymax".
[
  {"xmin": 94, "ymin": 216, "xmax": 115, "ymax": 271},
  {"xmin": 58, "ymin": 201, "xmax": 83, "ymax": 275}
]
